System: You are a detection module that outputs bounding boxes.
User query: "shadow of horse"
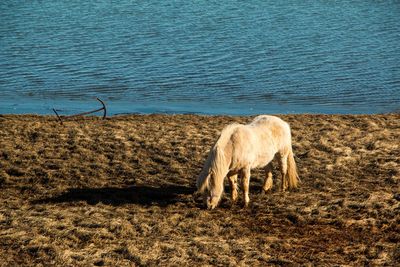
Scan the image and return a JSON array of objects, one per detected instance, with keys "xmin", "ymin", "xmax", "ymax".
[{"xmin": 32, "ymin": 185, "xmax": 196, "ymax": 207}]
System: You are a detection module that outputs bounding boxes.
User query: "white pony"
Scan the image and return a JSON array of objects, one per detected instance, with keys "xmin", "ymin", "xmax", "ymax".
[{"xmin": 196, "ymin": 115, "xmax": 299, "ymax": 209}]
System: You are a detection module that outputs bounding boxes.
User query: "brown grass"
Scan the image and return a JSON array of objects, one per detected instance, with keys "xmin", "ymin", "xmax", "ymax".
[{"xmin": 0, "ymin": 114, "xmax": 399, "ymax": 266}]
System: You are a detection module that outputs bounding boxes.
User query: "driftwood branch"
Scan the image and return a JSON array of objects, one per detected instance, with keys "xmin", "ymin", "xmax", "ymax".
[
  {"xmin": 53, "ymin": 98, "xmax": 107, "ymax": 124},
  {"xmin": 52, "ymin": 108, "xmax": 63, "ymax": 125}
]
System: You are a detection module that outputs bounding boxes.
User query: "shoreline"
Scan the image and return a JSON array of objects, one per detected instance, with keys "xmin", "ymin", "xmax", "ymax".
[
  {"xmin": 1, "ymin": 113, "xmax": 399, "ymax": 265},
  {"xmin": 1, "ymin": 111, "xmax": 400, "ymax": 119},
  {"xmin": 1, "ymin": 97, "xmax": 399, "ymax": 116}
]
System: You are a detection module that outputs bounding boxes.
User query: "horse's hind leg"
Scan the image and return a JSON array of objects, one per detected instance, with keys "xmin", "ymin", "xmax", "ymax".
[
  {"xmin": 228, "ymin": 174, "xmax": 238, "ymax": 203},
  {"xmin": 279, "ymin": 153, "xmax": 289, "ymax": 192},
  {"xmin": 262, "ymin": 162, "xmax": 273, "ymax": 193},
  {"xmin": 241, "ymin": 167, "xmax": 251, "ymax": 207}
]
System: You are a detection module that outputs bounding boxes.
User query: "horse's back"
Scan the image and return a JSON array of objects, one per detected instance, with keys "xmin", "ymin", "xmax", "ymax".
[
  {"xmin": 251, "ymin": 115, "xmax": 289, "ymax": 128},
  {"xmin": 251, "ymin": 115, "xmax": 292, "ymax": 151}
]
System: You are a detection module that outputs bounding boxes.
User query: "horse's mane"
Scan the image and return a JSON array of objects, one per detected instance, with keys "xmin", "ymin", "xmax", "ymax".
[
  {"xmin": 196, "ymin": 123, "xmax": 241, "ymax": 193},
  {"xmin": 215, "ymin": 123, "xmax": 241, "ymax": 148}
]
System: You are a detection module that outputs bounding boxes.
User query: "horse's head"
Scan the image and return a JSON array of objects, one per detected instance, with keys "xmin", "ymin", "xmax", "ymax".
[
  {"xmin": 206, "ymin": 192, "xmax": 220, "ymax": 210},
  {"xmin": 196, "ymin": 140, "xmax": 230, "ymax": 210},
  {"xmin": 195, "ymin": 172, "xmax": 221, "ymax": 210}
]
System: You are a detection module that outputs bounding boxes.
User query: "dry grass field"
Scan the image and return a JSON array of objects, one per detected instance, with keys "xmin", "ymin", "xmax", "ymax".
[{"xmin": 0, "ymin": 114, "xmax": 399, "ymax": 266}]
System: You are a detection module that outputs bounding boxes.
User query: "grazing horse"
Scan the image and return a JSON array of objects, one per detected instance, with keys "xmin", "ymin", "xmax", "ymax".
[{"xmin": 196, "ymin": 115, "xmax": 299, "ymax": 209}]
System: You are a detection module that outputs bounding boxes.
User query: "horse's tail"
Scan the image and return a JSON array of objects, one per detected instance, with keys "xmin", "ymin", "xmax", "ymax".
[{"xmin": 287, "ymin": 148, "xmax": 300, "ymax": 189}]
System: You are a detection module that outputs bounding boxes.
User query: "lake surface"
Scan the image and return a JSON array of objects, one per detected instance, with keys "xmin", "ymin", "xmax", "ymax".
[{"xmin": 1, "ymin": 0, "xmax": 399, "ymax": 115}]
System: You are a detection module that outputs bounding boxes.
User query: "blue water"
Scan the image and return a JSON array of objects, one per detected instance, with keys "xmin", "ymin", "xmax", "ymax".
[{"xmin": 1, "ymin": 0, "xmax": 399, "ymax": 115}]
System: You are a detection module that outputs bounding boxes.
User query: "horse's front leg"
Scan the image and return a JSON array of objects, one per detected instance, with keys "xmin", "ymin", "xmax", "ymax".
[
  {"xmin": 241, "ymin": 168, "xmax": 251, "ymax": 207},
  {"xmin": 228, "ymin": 173, "xmax": 238, "ymax": 204},
  {"xmin": 262, "ymin": 162, "xmax": 273, "ymax": 193}
]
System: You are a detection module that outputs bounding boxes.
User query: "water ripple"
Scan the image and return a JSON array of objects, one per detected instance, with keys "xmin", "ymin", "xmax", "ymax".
[{"xmin": 0, "ymin": 0, "xmax": 399, "ymax": 115}]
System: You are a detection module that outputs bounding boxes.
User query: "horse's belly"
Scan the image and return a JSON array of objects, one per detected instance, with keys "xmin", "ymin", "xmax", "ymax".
[{"xmin": 251, "ymin": 154, "xmax": 275, "ymax": 169}]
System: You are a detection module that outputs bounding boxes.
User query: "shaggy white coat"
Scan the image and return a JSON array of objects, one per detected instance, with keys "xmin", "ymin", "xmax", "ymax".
[{"xmin": 197, "ymin": 115, "xmax": 299, "ymax": 209}]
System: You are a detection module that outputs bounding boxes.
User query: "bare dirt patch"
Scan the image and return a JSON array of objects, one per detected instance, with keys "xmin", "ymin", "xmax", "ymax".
[{"xmin": 1, "ymin": 114, "xmax": 399, "ymax": 266}]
